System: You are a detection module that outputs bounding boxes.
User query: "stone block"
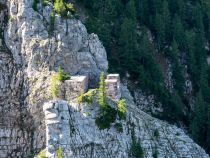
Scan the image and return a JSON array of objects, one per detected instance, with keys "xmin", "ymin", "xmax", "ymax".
[
  {"xmin": 64, "ymin": 76, "xmax": 88, "ymax": 101},
  {"xmin": 107, "ymin": 74, "xmax": 120, "ymax": 81},
  {"xmin": 105, "ymin": 74, "xmax": 121, "ymax": 101}
]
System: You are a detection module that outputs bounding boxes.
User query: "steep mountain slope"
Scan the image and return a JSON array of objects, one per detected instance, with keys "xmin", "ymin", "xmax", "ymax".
[{"xmin": 0, "ymin": 0, "xmax": 209, "ymax": 158}]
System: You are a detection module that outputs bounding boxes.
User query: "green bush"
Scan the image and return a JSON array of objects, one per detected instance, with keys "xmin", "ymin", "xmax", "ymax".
[
  {"xmin": 77, "ymin": 89, "xmax": 96, "ymax": 104},
  {"xmin": 54, "ymin": 0, "xmax": 66, "ymax": 17},
  {"xmin": 54, "ymin": 0, "xmax": 75, "ymax": 18},
  {"xmin": 130, "ymin": 140, "xmax": 144, "ymax": 158},
  {"xmin": 130, "ymin": 128, "xmax": 144, "ymax": 158},
  {"xmin": 56, "ymin": 147, "xmax": 64, "ymax": 158},
  {"xmin": 152, "ymin": 145, "xmax": 158, "ymax": 158},
  {"xmin": 98, "ymin": 72, "xmax": 107, "ymax": 109},
  {"xmin": 66, "ymin": 3, "xmax": 75, "ymax": 13},
  {"xmin": 154, "ymin": 129, "xmax": 159, "ymax": 138},
  {"xmin": 33, "ymin": 0, "xmax": 39, "ymax": 11},
  {"xmin": 37, "ymin": 150, "xmax": 46, "ymax": 158},
  {"xmin": 51, "ymin": 73, "xmax": 59, "ymax": 98},
  {"xmin": 117, "ymin": 99, "xmax": 126, "ymax": 120},
  {"xmin": 50, "ymin": 67, "xmax": 70, "ymax": 98},
  {"xmin": 57, "ymin": 66, "xmax": 70, "ymax": 82},
  {"xmin": 114, "ymin": 123, "xmax": 123, "ymax": 133},
  {"xmin": 49, "ymin": 11, "xmax": 55, "ymax": 35},
  {"xmin": 95, "ymin": 105, "xmax": 117, "ymax": 130}
]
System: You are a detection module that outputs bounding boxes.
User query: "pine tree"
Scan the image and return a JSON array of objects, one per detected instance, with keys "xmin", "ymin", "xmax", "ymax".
[
  {"xmin": 207, "ymin": 104, "xmax": 210, "ymax": 151},
  {"xmin": 98, "ymin": 72, "xmax": 106, "ymax": 108},
  {"xmin": 173, "ymin": 16, "xmax": 186, "ymax": 51},
  {"xmin": 171, "ymin": 41, "xmax": 185, "ymax": 96},
  {"xmin": 191, "ymin": 92, "xmax": 208, "ymax": 146},
  {"xmin": 119, "ymin": 0, "xmax": 137, "ymax": 72}
]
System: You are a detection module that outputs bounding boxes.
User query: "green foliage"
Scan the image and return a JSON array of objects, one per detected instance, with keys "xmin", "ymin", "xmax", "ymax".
[
  {"xmin": 114, "ymin": 123, "xmax": 123, "ymax": 133},
  {"xmin": 51, "ymin": 73, "xmax": 59, "ymax": 98},
  {"xmin": 117, "ymin": 99, "xmax": 126, "ymax": 120},
  {"xmin": 152, "ymin": 145, "xmax": 158, "ymax": 158},
  {"xmin": 57, "ymin": 66, "xmax": 70, "ymax": 82},
  {"xmin": 130, "ymin": 129, "xmax": 144, "ymax": 158},
  {"xmin": 54, "ymin": 0, "xmax": 66, "ymax": 17},
  {"xmin": 50, "ymin": 67, "xmax": 70, "ymax": 98},
  {"xmin": 37, "ymin": 150, "xmax": 46, "ymax": 158},
  {"xmin": 154, "ymin": 129, "xmax": 159, "ymax": 138},
  {"xmin": 0, "ymin": 2, "xmax": 5, "ymax": 11},
  {"xmin": 95, "ymin": 105, "xmax": 117, "ymax": 130},
  {"xmin": 190, "ymin": 92, "xmax": 208, "ymax": 147},
  {"xmin": 54, "ymin": 0, "xmax": 75, "ymax": 17},
  {"xmin": 80, "ymin": 0, "xmax": 210, "ymax": 153},
  {"xmin": 77, "ymin": 89, "xmax": 96, "ymax": 104},
  {"xmin": 33, "ymin": 0, "xmax": 39, "ymax": 11},
  {"xmin": 56, "ymin": 147, "xmax": 64, "ymax": 158},
  {"xmin": 66, "ymin": 3, "xmax": 75, "ymax": 13},
  {"xmin": 49, "ymin": 11, "xmax": 55, "ymax": 35},
  {"xmin": 98, "ymin": 72, "xmax": 107, "ymax": 108}
]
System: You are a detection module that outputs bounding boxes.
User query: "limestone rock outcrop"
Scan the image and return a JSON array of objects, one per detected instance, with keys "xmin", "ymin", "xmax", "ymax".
[
  {"xmin": 43, "ymin": 85, "xmax": 209, "ymax": 158},
  {"xmin": 0, "ymin": 0, "xmax": 107, "ymax": 157},
  {"xmin": 0, "ymin": 0, "xmax": 209, "ymax": 157}
]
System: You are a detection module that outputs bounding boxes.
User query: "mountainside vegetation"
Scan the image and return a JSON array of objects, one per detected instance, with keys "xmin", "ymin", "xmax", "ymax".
[{"xmin": 78, "ymin": 0, "xmax": 210, "ymax": 153}]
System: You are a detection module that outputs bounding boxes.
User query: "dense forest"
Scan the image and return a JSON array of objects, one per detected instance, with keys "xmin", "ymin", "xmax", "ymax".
[{"xmin": 77, "ymin": 0, "xmax": 210, "ymax": 153}]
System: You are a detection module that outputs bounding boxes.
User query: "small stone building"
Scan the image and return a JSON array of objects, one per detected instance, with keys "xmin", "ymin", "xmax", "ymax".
[
  {"xmin": 64, "ymin": 76, "xmax": 88, "ymax": 101},
  {"xmin": 105, "ymin": 74, "xmax": 121, "ymax": 101}
]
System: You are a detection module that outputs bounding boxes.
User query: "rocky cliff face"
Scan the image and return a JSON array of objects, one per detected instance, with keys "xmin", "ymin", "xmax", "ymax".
[
  {"xmin": 42, "ymin": 85, "xmax": 209, "ymax": 158},
  {"xmin": 0, "ymin": 0, "xmax": 107, "ymax": 157},
  {"xmin": 0, "ymin": 0, "xmax": 209, "ymax": 158}
]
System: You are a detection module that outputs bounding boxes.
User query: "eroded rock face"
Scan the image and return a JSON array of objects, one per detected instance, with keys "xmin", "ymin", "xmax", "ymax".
[
  {"xmin": 0, "ymin": 0, "xmax": 209, "ymax": 157},
  {"xmin": 43, "ymin": 85, "xmax": 209, "ymax": 158},
  {"xmin": 5, "ymin": 0, "xmax": 108, "ymax": 84},
  {"xmin": 0, "ymin": 0, "xmax": 108, "ymax": 157}
]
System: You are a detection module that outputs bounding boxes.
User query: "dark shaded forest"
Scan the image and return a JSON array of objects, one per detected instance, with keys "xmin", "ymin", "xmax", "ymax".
[{"xmin": 78, "ymin": 0, "xmax": 210, "ymax": 153}]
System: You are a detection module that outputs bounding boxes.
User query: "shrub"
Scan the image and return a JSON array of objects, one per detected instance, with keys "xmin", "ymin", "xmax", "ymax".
[
  {"xmin": 37, "ymin": 150, "xmax": 46, "ymax": 158},
  {"xmin": 57, "ymin": 66, "xmax": 70, "ymax": 82},
  {"xmin": 66, "ymin": 3, "xmax": 75, "ymax": 13},
  {"xmin": 117, "ymin": 99, "xmax": 126, "ymax": 120},
  {"xmin": 98, "ymin": 72, "xmax": 107, "ymax": 109},
  {"xmin": 130, "ymin": 128, "xmax": 144, "ymax": 158},
  {"xmin": 54, "ymin": 0, "xmax": 66, "ymax": 16},
  {"xmin": 95, "ymin": 105, "xmax": 117, "ymax": 130},
  {"xmin": 49, "ymin": 11, "xmax": 55, "ymax": 35},
  {"xmin": 51, "ymin": 73, "xmax": 59, "ymax": 98},
  {"xmin": 154, "ymin": 129, "xmax": 159, "ymax": 138},
  {"xmin": 114, "ymin": 123, "xmax": 123, "ymax": 133},
  {"xmin": 50, "ymin": 67, "xmax": 70, "ymax": 98},
  {"xmin": 33, "ymin": 0, "xmax": 39, "ymax": 11},
  {"xmin": 152, "ymin": 145, "xmax": 158, "ymax": 158},
  {"xmin": 77, "ymin": 89, "xmax": 96, "ymax": 104},
  {"xmin": 56, "ymin": 147, "xmax": 64, "ymax": 158}
]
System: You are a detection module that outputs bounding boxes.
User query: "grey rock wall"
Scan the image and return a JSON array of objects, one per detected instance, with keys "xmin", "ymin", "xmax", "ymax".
[
  {"xmin": 43, "ymin": 85, "xmax": 210, "ymax": 158},
  {"xmin": 0, "ymin": 0, "xmax": 108, "ymax": 157}
]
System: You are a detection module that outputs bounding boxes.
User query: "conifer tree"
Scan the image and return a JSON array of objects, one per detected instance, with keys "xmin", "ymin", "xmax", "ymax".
[
  {"xmin": 191, "ymin": 92, "xmax": 208, "ymax": 146},
  {"xmin": 98, "ymin": 72, "xmax": 106, "ymax": 108}
]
